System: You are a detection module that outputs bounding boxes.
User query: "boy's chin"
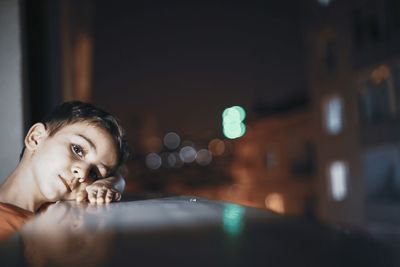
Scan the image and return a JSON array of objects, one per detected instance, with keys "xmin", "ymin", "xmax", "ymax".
[
  {"xmin": 43, "ymin": 191, "xmax": 64, "ymax": 202},
  {"xmin": 41, "ymin": 185, "xmax": 71, "ymax": 202}
]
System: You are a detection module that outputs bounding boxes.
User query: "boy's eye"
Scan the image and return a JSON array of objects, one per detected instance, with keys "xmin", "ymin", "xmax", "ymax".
[{"xmin": 71, "ymin": 144, "xmax": 84, "ymax": 157}]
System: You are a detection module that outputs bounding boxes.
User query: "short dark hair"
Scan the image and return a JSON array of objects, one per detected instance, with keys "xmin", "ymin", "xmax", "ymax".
[{"xmin": 21, "ymin": 101, "xmax": 129, "ymax": 172}]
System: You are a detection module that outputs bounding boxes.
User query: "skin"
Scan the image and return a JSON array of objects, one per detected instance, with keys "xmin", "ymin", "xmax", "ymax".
[{"xmin": 0, "ymin": 122, "xmax": 125, "ymax": 212}]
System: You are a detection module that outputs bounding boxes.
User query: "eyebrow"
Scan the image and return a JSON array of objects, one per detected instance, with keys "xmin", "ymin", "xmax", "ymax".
[{"xmin": 76, "ymin": 134, "xmax": 96, "ymax": 152}]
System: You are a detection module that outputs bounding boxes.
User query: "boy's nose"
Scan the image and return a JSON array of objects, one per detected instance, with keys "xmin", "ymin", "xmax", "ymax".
[{"xmin": 72, "ymin": 165, "xmax": 89, "ymax": 182}]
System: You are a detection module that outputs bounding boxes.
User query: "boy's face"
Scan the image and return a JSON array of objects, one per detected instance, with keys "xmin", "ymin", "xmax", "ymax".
[{"xmin": 27, "ymin": 122, "xmax": 118, "ymax": 201}]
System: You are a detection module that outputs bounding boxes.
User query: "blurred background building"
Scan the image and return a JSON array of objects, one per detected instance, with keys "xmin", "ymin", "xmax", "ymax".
[
  {"xmin": 1, "ymin": 0, "xmax": 400, "ymax": 242},
  {"xmin": 308, "ymin": 0, "xmax": 400, "ymax": 240}
]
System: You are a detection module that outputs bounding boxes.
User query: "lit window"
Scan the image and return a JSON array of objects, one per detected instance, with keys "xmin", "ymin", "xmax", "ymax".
[
  {"xmin": 328, "ymin": 161, "xmax": 348, "ymax": 201},
  {"xmin": 265, "ymin": 193, "xmax": 285, "ymax": 213},
  {"xmin": 358, "ymin": 65, "xmax": 394, "ymax": 124},
  {"xmin": 323, "ymin": 95, "xmax": 343, "ymax": 135}
]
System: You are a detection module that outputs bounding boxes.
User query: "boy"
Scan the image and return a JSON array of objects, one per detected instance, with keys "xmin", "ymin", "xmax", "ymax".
[{"xmin": 0, "ymin": 101, "xmax": 129, "ymax": 239}]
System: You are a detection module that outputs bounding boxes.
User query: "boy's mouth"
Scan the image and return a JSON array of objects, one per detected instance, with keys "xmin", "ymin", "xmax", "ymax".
[{"xmin": 58, "ymin": 175, "xmax": 72, "ymax": 192}]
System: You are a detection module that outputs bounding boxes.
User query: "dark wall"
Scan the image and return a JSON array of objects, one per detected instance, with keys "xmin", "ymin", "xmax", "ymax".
[{"xmin": 21, "ymin": 0, "xmax": 63, "ymax": 130}]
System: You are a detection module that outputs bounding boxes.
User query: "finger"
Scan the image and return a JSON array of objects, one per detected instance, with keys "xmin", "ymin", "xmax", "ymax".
[
  {"xmin": 96, "ymin": 188, "xmax": 107, "ymax": 204},
  {"xmin": 105, "ymin": 190, "xmax": 115, "ymax": 203},
  {"xmin": 114, "ymin": 192, "xmax": 121, "ymax": 201},
  {"xmin": 70, "ymin": 179, "xmax": 79, "ymax": 190},
  {"xmin": 76, "ymin": 189, "xmax": 88, "ymax": 203},
  {"xmin": 88, "ymin": 189, "xmax": 98, "ymax": 204}
]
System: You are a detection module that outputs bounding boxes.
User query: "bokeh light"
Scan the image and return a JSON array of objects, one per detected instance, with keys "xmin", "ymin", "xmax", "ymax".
[
  {"xmin": 145, "ymin": 153, "xmax": 162, "ymax": 170},
  {"xmin": 222, "ymin": 106, "xmax": 246, "ymax": 121},
  {"xmin": 179, "ymin": 146, "xmax": 197, "ymax": 163},
  {"xmin": 222, "ymin": 107, "xmax": 241, "ymax": 123},
  {"xmin": 223, "ymin": 122, "xmax": 246, "ymax": 139},
  {"xmin": 163, "ymin": 132, "xmax": 181, "ymax": 150},
  {"xmin": 173, "ymin": 152, "xmax": 184, "ymax": 168},
  {"xmin": 167, "ymin": 153, "xmax": 177, "ymax": 168},
  {"xmin": 232, "ymin": 105, "xmax": 246, "ymax": 121},
  {"xmin": 195, "ymin": 149, "xmax": 212, "ymax": 165},
  {"xmin": 222, "ymin": 106, "xmax": 246, "ymax": 139},
  {"xmin": 208, "ymin": 138, "xmax": 226, "ymax": 156},
  {"xmin": 265, "ymin": 193, "xmax": 285, "ymax": 214},
  {"xmin": 160, "ymin": 152, "xmax": 171, "ymax": 168}
]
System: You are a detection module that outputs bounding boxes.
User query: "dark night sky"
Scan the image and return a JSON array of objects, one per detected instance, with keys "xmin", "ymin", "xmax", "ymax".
[{"xmin": 92, "ymin": 1, "xmax": 307, "ymax": 142}]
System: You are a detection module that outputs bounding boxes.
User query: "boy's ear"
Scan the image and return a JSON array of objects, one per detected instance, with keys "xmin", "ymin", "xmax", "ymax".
[{"xmin": 25, "ymin": 123, "xmax": 48, "ymax": 151}]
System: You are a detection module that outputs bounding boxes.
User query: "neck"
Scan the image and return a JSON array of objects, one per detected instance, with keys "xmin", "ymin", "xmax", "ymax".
[{"xmin": 0, "ymin": 159, "xmax": 47, "ymax": 213}]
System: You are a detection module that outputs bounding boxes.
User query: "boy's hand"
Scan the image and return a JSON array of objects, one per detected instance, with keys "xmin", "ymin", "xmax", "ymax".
[
  {"xmin": 83, "ymin": 180, "xmax": 121, "ymax": 204},
  {"xmin": 76, "ymin": 175, "xmax": 125, "ymax": 204}
]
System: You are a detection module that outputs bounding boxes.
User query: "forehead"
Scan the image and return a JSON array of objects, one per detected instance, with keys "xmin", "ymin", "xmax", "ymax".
[{"xmin": 51, "ymin": 122, "xmax": 118, "ymax": 166}]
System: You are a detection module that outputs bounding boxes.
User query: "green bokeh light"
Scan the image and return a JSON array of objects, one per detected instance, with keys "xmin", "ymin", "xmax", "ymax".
[
  {"xmin": 222, "ymin": 108, "xmax": 240, "ymax": 123},
  {"xmin": 222, "ymin": 106, "xmax": 246, "ymax": 139},
  {"xmin": 223, "ymin": 204, "xmax": 245, "ymax": 237},
  {"xmin": 223, "ymin": 123, "xmax": 246, "ymax": 139},
  {"xmin": 232, "ymin": 106, "xmax": 246, "ymax": 120}
]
